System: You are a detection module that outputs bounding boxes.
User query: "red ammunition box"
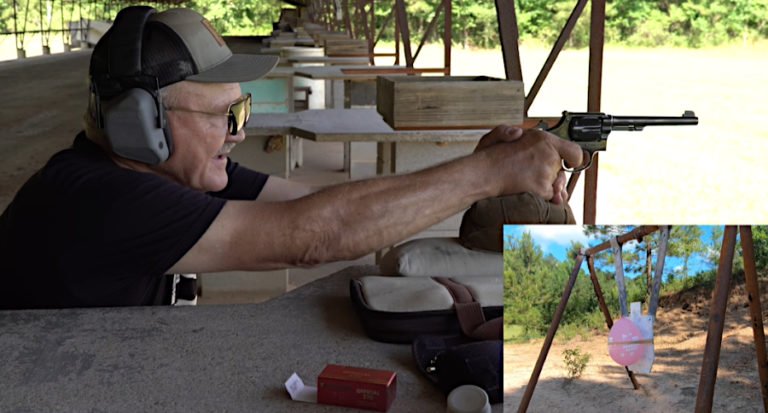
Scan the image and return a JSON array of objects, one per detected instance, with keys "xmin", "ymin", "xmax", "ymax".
[{"xmin": 317, "ymin": 364, "xmax": 397, "ymax": 412}]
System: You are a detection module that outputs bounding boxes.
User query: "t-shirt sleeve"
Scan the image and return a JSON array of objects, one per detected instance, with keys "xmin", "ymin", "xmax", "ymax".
[{"xmin": 210, "ymin": 158, "xmax": 269, "ymax": 200}]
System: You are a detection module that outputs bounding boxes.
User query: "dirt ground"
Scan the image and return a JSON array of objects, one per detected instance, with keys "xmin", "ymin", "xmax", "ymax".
[{"xmin": 504, "ymin": 278, "xmax": 768, "ymax": 412}]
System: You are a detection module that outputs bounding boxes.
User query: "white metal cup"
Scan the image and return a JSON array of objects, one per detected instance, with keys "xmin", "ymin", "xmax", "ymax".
[{"xmin": 446, "ymin": 385, "xmax": 491, "ymax": 413}]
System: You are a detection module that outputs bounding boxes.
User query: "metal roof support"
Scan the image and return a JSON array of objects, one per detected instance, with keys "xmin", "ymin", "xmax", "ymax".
[
  {"xmin": 38, "ymin": 0, "xmax": 45, "ymax": 53},
  {"xmin": 355, "ymin": 0, "xmax": 365, "ymax": 48},
  {"xmin": 524, "ymin": 0, "xmax": 587, "ymax": 115},
  {"xmin": 413, "ymin": 0, "xmax": 444, "ymax": 61},
  {"xmin": 77, "ymin": 0, "xmax": 84, "ymax": 47},
  {"xmin": 394, "ymin": 15, "xmax": 399, "ymax": 65},
  {"xmin": 343, "ymin": 0, "xmax": 352, "ymax": 35},
  {"xmin": 585, "ymin": 0, "xmax": 606, "ymax": 224},
  {"xmin": 300, "ymin": 0, "xmax": 447, "ymax": 70},
  {"xmin": 60, "ymin": 0, "xmax": 68, "ymax": 50},
  {"xmin": 12, "ymin": 0, "xmax": 20, "ymax": 55},
  {"xmin": 368, "ymin": 0, "xmax": 375, "ymax": 64},
  {"xmin": 494, "ymin": 0, "xmax": 522, "ymax": 82},
  {"xmin": 393, "ymin": 0, "xmax": 413, "ymax": 67},
  {"xmin": 443, "ymin": 0, "xmax": 451, "ymax": 75},
  {"xmin": 17, "ymin": 0, "xmax": 31, "ymax": 54}
]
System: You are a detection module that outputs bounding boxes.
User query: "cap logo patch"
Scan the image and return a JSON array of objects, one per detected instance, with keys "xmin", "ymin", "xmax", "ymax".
[{"xmin": 201, "ymin": 18, "xmax": 225, "ymax": 47}]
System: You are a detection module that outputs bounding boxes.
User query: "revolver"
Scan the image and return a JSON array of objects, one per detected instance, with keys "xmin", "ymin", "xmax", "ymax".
[{"xmin": 538, "ymin": 111, "xmax": 699, "ymax": 172}]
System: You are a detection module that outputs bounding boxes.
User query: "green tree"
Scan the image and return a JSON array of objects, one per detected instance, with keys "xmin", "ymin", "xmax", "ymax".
[
  {"xmin": 504, "ymin": 231, "xmax": 547, "ymax": 337},
  {"xmin": 750, "ymin": 226, "xmax": 768, "ymax": 273},
  {"xmin": 668, "ymin": 226, "xmax": 705, "ymax": 278},
  {"xmin": 187, "ymin": 0, "xmax": 283, "ymax": 35}
]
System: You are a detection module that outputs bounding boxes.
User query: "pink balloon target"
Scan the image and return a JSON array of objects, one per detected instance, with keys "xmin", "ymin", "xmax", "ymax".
[{"xmin": 608, "ymin": 318, "xmax": 646, "ymax": 366}]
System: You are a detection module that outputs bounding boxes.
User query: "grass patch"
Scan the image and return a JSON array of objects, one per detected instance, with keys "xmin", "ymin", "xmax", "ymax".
[{"xmin": 504, "ymin": 324, "xmax": 529, "ymax": 343}]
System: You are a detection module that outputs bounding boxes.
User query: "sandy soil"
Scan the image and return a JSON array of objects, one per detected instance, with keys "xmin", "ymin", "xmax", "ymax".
[{"xmin": 504, "ymin": 279, "xmax": 768, "ymax": 412}]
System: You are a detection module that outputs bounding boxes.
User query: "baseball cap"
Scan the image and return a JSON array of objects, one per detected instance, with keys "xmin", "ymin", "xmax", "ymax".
[{"xmin": 90, "ymin": 6, "xmax": 278, "ymax": 96}]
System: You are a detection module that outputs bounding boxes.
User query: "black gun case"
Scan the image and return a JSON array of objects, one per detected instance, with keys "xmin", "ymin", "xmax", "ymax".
[{"xmin": 350, "ymin": 276, "xmax": 503, "ymax": 344}]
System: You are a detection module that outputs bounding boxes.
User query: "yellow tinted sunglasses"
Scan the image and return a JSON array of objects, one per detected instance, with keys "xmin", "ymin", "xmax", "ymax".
[{"xmin": 166, "ymin": 93, "xmax": 252, "ymax": 136}]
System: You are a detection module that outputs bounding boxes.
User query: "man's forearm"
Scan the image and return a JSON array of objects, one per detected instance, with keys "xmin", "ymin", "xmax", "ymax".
[
  {"xmin": 291, "ymin": 153, "xmax": 497, "ymax": 264},
  {"xmin": 232, "ymin": 151, "xmax": 497, "ymax": 269}
]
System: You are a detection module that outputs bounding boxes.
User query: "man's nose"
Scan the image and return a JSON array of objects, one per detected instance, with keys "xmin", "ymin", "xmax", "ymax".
[{"xmin": 229, "ymin": 127, "xmax": 246, "ymax": 143}]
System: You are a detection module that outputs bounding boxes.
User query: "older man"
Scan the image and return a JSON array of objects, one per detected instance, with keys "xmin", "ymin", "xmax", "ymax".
[{"xmin": 0, "ymin": 6, "xmax": 581, "ymax": 309}]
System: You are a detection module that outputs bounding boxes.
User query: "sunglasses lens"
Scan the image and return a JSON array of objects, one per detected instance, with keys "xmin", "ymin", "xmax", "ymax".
[
  {"xmin": 227, "ymin": 94, "xmax": 251, "ymax": 135},
  {"xmin": 244, "ymin": 94, "xmax": 251, "ymax": 124},
  {"xmin": 228, "ymin": 112, "xmax": 237, "ymax": 135}
]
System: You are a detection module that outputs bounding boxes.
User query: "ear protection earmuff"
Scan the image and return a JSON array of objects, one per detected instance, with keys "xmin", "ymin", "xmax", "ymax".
[{"xmin": 91, "ymin": 6, "xmax": 173, "ymax": 165}]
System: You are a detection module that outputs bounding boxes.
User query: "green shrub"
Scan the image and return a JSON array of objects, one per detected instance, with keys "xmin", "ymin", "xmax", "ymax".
[{"xmin": 563, "ymin": 348, "xmax": 591, "ymax": 379}]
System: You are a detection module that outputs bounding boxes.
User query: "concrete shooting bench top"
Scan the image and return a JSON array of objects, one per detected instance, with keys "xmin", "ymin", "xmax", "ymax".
[{"xmin": 0, "ymin": 266, "xmax": 502, "ymax": 413}]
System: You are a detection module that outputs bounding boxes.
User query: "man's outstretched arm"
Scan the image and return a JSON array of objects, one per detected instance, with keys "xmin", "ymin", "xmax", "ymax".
[{"xmin": 167, "ymin": 127, "xmax": 582, "ymax": 273}]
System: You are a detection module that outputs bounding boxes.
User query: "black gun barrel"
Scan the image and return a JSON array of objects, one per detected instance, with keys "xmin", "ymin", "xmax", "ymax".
[{"xmin": 608, "ymin": 110, "xmax": 698, "ymax": 131}]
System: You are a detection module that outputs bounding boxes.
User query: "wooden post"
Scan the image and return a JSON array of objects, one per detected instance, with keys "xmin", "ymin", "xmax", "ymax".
[
  {"xmin": 518, "ymin": 253, "xmax": 585, "ymax": 412},
  {"xmin": 695, "ymin": 226, "xmax": 737, "ymax": 412},
  {"xmin": 587, "ymin": 256, "xmax": 613, "ymax": 327},
  {"xmin": 739, "ymin": 226, "xmax": 768, "ymax": 411}
]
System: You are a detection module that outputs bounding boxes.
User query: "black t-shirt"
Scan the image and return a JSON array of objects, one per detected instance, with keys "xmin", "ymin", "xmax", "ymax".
[{"xmin": 0, "ymin": 133, "xmax": 269, "ymax": 309}]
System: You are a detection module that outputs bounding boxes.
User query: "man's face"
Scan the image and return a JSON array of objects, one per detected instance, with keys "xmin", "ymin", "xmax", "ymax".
[{"xmin": 158, "ymin": 81, "xmax": 245, "ymax": 192}]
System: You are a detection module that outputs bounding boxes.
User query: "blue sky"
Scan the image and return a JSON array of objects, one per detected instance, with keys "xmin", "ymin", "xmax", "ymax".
[{"xmin": 503, "ymin": 225, "xmax": 724, "ymax": 278}]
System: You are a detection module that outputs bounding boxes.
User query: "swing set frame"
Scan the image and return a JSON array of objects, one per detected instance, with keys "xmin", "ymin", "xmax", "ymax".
[{"xmin": 516, "ymin": 225, "xmax": 768, "ymax": 413}]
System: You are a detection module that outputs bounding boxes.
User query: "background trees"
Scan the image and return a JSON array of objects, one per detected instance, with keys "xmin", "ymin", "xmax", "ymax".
[
  {"xmin": 372, "ymin": 0, "xmax": 768, "ymax": 48},
  {"xmin": 2, "ymin": 0, "xmax": 765, "ymax": 49},
  {"xmin": 504, "ymin": 226, "xmax": 768, "ymax": 342}
]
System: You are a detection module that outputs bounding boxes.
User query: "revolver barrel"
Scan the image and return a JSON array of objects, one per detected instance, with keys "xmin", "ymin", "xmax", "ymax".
[{"xmin": 609, "ymin": 110, "xmax": 698, "ymax": 131}]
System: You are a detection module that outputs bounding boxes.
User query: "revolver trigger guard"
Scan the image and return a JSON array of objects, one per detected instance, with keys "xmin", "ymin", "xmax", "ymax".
[{"xmin": 561, "ymin": 150, "xmax": 595, "ymax": 173}]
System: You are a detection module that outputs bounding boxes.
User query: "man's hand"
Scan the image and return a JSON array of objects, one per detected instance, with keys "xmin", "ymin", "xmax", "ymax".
[{"xmin": 474, "ymin": 125, "xmax": 582, "ymax": 204}]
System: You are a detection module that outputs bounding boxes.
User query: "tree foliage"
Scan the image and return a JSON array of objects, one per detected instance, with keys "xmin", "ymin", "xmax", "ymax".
[
  {"xmin": 186, "ymin": 0, "xmax": 283, "ymax": 35},
  {"xmin": 504, "ymin": 230, "xmax": 646, "ymax": 341},
  {"xmin": 503, "ymin": 226, "xmax": 768, "ymax": 343},
  {"xmin": 375, "ymin": 0, "xmax": 768, "ymax": 48},
  {"xmin": 751, "ymin": 227, "xmax": 768, "ymax": 271},
  {"xmin": 2, "ymin": 0, "xmax": 766, "ymax": 48}
]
